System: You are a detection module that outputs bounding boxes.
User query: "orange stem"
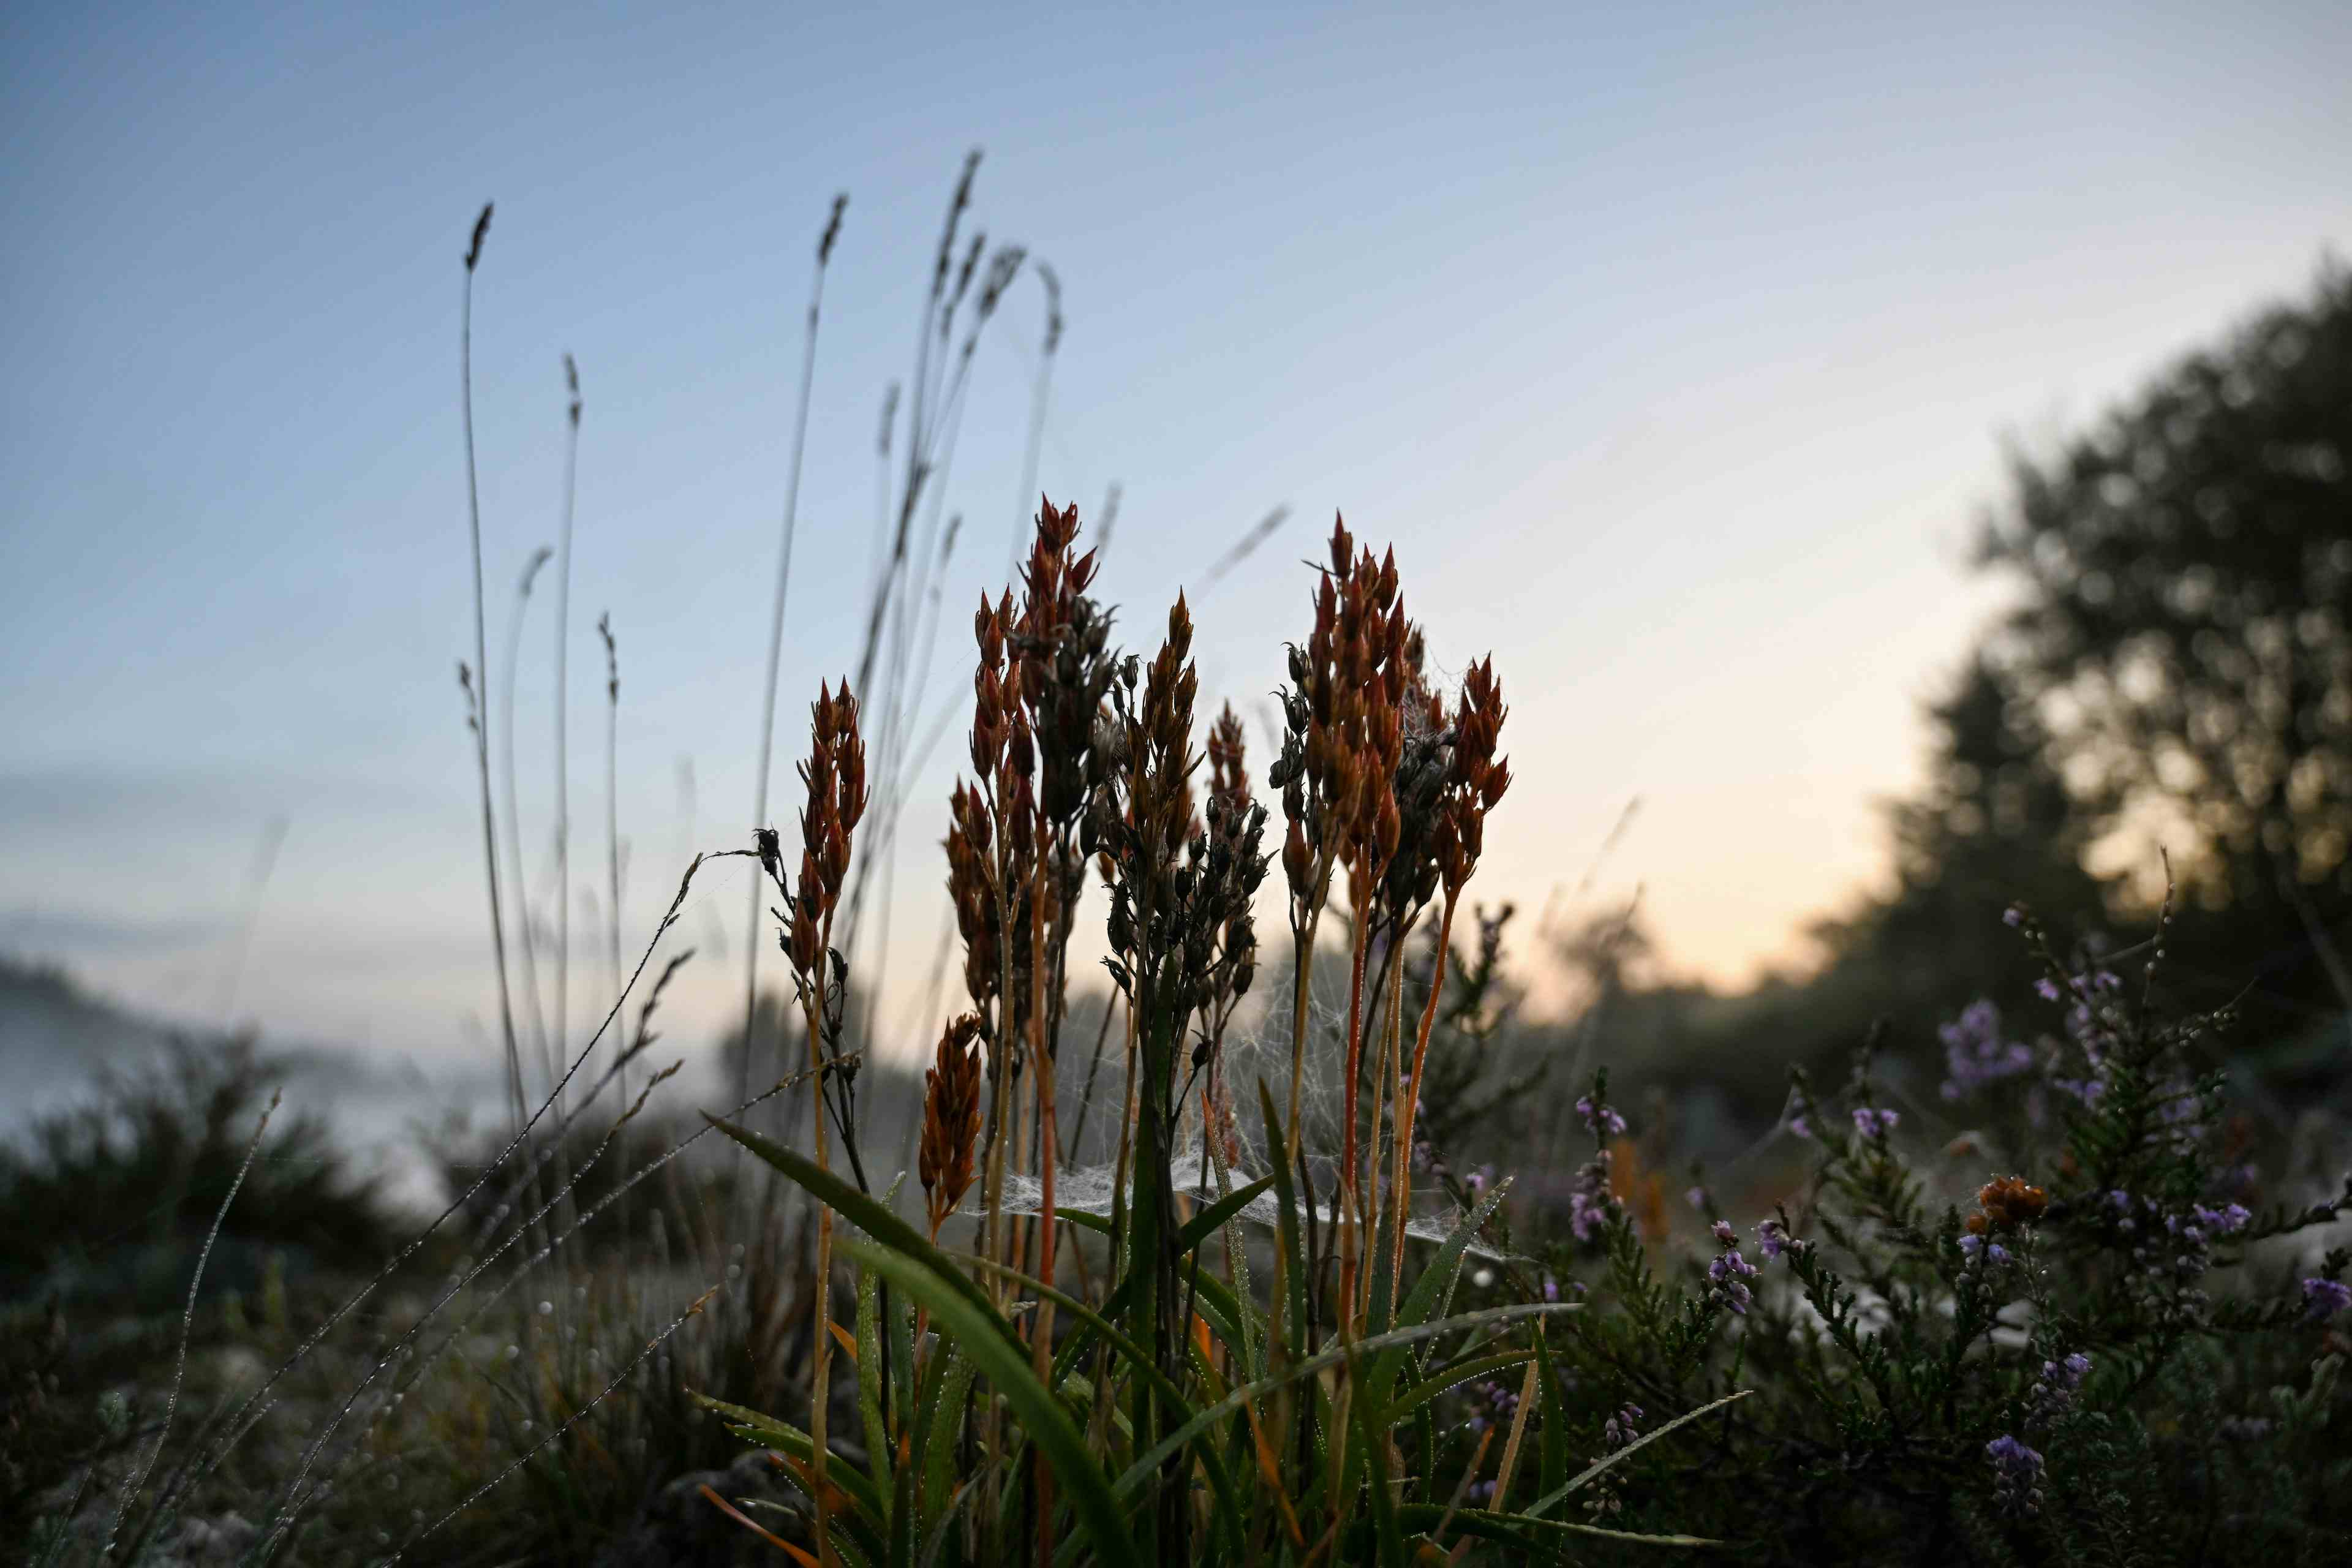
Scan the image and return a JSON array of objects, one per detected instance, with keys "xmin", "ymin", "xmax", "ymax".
[
  {"xmin": 1392, "ymin": 895, "xmax": 1457, "ymax": 1303},
  {"xmin": 1337, "ymin": 885, "xmax": 1371, "ymax": 1330}
]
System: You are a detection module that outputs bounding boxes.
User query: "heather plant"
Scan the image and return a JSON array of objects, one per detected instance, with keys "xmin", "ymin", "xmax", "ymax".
[
  {"xmin": 1489, "ymin": 889, "xmax": 2352, "ymax": 1565},
  {"xmin": 0, "ymin": 1037, "xmax": 390, "ymax": 1305}
]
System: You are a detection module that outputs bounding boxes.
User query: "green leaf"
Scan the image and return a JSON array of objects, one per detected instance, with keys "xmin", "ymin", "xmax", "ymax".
[
  {"xmin": 689, "ymin": 1394, "xmax": 889, "ymax": 1554},
  {"xmin": 1368, "ymin": 1177, "xmax": 1513, "ymax": 1409},
  {"xmin": 1519, "ymin": 1389, "xmax": 1751, "ymax": 1520},
  {"xmin": 1178, "ymin": 1172, "xmax": 1278, "ymax": 1251},
  {"xmin": 1533, "ymin": 1324, "xmax": 1566, "ymax": 1502},
  {"xmin": 880, "ymin": 1171, "xmax": 917, "ymax": 1437},
  {"xmin": 705, "ymin": 1114, "xmax": 1009, "ymax": 1341},
  {"xmin": 1042, "ymin": 1177, "xmax": 1272, "ymax": 1386},
  {"xmin": 847, "ymin": 1238, "xmax": 1139, "ymax": 1565},
  {"xmin": 1382, "ymin": 1348, "xmax": 1534, "ymax": 1428},
  {"xmin": 1256, "ymin": 1080, "xmax": 1311, "ymax": 1363},
  {"xmin": 1114, "ymin": 1300, "xmax": 1580, "ymax": 1500},
  {"xmin": 1386, "ymin": 1504, "xmax": 1722, "ymax": 1551},
  {"xmin": 917, "ymin": 1346, "xmax": 977, "ymax": 1531},
  {"xmin": 1205, "ymin": 1133, "xmax": 1263, "ymax": 1380},
  {"xmin": 1352, "ymin": 1351, "xmax": 1409, "ymax": 1568},
  {"xmin": 917, "ymin": 1474, "xmax": 980, "ymax": 1568},
  {"xmin": 856, "ymin": 1257, "xmax": 891, "ymax": 1520},
  {"xmin": 889, "ymin": 1434, "xmax": 915, "ymax": 1568},
  {"xmin": 1366, "ymin": 1201, "xmax": 1398, "ymax": 1340},
  {"xmin": 966, "ymin": 1253, "xmax": 1248, "ymax": 1565},
  {"xmin": 1052, "ymin": 1171, "xmax": 1273, "ymax": 1262}
]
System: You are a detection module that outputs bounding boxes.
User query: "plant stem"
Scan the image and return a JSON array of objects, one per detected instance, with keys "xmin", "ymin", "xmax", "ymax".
[
  {"xmin": 500, "ymin": 548, "xmax": 553, "ymax": 1093},
  {"xmin": 554, "ymin": 359, "xmax": 579, "ymax": 1116},
  {"xmin": 1390, "ymin": 895, "xmax": 1457, "ymax": 1314},
  {"xmin": 744, "ymin": 203, "xmax": 839, "ymax": 1113},
  {"xmin": 1362, "ymin": 935, "xmax": 1406, "ymax": 1324},
  {"xmin": 458, "ymin": 218, "xmax": 529, "ymax": 1154},
  {"xmin": 1030, "ymin": 820, "xmax": 1058, "ymax": 1568},
  {"xmin": 1285, "ymin": 860, "xmax": 1332, "ymax": 1165},
  {"xmin": 1336, "ymin": 884, "xmax": 1370, "ymax": 1333},
  {"xmin": 802, "ymin": 909, "xmax": 839, "ymax": 1568}
]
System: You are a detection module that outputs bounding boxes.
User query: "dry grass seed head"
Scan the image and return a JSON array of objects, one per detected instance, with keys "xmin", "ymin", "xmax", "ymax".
[
  {"xmin": 920, "ymin": 1013, "xmax": 986, "ymax": 1232},
  {"xmin": 786, "ymin": 680, "xmax": 865, "ymax": 977}
]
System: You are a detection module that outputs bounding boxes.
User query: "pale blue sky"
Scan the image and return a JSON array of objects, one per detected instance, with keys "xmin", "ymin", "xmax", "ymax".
[{"xmin": 4, "ymin": 1, "xmax": 2348, "ymax": 1068}]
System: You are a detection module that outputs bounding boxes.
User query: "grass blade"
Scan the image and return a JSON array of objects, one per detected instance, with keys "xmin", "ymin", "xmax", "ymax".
[
  {"xmin": 847, "ymin": 1238, "xmax": 1139, "ymax": 1564},
  {"xmin": 1520, "ymin": 1389, "xmax": 1752, "ymax": 1520}
]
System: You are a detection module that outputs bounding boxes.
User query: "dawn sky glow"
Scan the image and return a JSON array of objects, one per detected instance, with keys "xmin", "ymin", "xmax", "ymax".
[{"xmin": 5, "ymin": 1, "xmax": 2349, "ymax": 1069}]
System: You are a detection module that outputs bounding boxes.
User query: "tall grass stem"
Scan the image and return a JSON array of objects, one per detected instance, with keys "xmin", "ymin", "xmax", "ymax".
[{"xmin": 743, "ymin": 193, "xmax": 845, "ymax": 1111}]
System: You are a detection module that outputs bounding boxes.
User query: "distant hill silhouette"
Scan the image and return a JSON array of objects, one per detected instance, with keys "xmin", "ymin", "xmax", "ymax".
[{"xmin": 0, "ymin": 955, "xmax": 184, "ymax": 1131}]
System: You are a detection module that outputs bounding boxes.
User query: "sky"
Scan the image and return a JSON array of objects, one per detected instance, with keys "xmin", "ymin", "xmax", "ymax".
[{"xmin": 4, "ymin": 0, "xmax": 2349, "ymax": 1076}]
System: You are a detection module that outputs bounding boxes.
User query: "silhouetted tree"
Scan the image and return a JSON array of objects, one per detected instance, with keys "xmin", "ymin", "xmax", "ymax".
[
  {"xmin": 1815, "ymin": 654, "xmax": 2113, "ymax": 995},
  {"xmin": 1572, "ymin": 273, "xmax": 2352, "ymax": 1123},
  {"xmin": 1981, "ymin": 267, "xmax": 2351, "ymax": 937}
]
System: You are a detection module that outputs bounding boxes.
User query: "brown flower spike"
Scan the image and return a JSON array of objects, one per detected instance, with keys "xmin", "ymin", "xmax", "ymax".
[
  {"xmin": 920, "ymin": 1014, "xmax": 986, "ymax": 1238},
  {"xmin": 785, "ymin": 680, "xmax": 867, "ymax": 979}
]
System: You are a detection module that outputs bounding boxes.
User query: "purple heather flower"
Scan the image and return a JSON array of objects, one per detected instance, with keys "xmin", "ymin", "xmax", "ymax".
[
  {"xmin": 1711, "ymin": 1219, "xmax": 1737, "ymax": 1246},
  {"xmin": 1959, "ymin": 1233, "xmax": 2011, "ymax": 1268},
  {"xmin": 2035, "ymin": 978, "xmax": 2061, "ymax": 1002},
  {"xmin": 1600, "ymin": 1404, "xmax": 1643, "ymax": 1449},
  {"xmin": 1566, "ymin": 1153, "xmax": 1618, "ymax": 1243},
  {"xmin": 1468, "ymin": 1377, "xmax": 1520, "ymax": 1435},
  {"xmin": 1852, "ymin": 1106, "xmax": 1899, "ymax": 1139},
  {"xmin": 1755, "ymin": 1217, "xmax": 1790, "ymax": 1259},
  {"xmin": 1985, "ymin": 1434, "xmax": 2044, "ymax": 1517},
  {"xmin": 1939, "ymin": 999, "xmax": 2035, "ymax": 1100},
  {"xmin": 2193, "ymin": 1203, "xmax": 2252, "ymax": 1235},
  {"xmin": 2053, "ymin": 1072, "xmax": 2109, "ymax": 1108},
  {"xmin": 2302, "ymin": 1277, "xmax": 2351, "ymax": 1322},
  {"xmin": 2027, "ymin": 1352, "xmax": 2090, "ymax": 1428},
  {"xmin": 1684, "ymin": 1185, "xmax": 1710, "ymax": 1211},
  {"xmin": 2003, "ymin": 905, "xmax": 2025, "ymax": 928},
  {"xmin": 1707, "ymin": 1231, "xmax": 1758, "ymax": 1314},
  {"xmin": 1788, "ymin": 1115, "xmax": 1811, "ymax": 1140},
  {"xmin": 1541, "ymin": 1273, "xmax": 1559, "ymax": 1303},
  {"xmin": 1575, "ymin": 1095, "xmax": 1627, "ymax": 1138}
]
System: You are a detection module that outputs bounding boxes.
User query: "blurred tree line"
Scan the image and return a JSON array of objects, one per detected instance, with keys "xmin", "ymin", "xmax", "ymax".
[{"xmin": 1580, "ymin": 266, "xmax": 2352, "ymax": 1123}]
